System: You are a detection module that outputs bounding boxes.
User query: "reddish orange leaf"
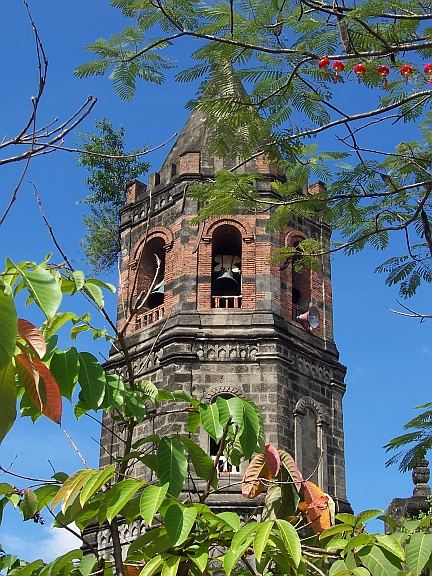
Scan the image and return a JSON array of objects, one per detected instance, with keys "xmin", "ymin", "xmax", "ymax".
[
  {"xmin": 17, "ymin": 319, "xmax": 46, "ymax": 359},
  {"xmin": 16, "ymin": 353, "xmax": 42, "ymax": 412},
  {"xmin": 265, "ymin": 443, "xmax": 281, "ymax": 476},
  {"xmin": 299, "ymin": 481, "xmax": 333, "ymax": 534},
  {"xmin": 31, "ymin": 358, "xmax": 62, "ymax": 424},
  {"xmin": 242, "ymin": 453, "xmax": 273, "ymax": 498},
  {"xmin": 278, "ymin": 450, "xmax": 304, "ymax": 491}
]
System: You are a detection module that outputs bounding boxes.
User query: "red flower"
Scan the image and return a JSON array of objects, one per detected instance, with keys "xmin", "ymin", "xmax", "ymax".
[
  {"xmin": 400, "ymin": 64, "xmax": 414, "ymax": 79},
  {"xmin": 377, "ymin": 65, "xmax": 390, "ymax": 78},
  {"xmin": 318, "ymin": 57, "xmax": 330, "ymax": 69},
  {"xmin": 353, "ymin": 63, "xmax": 366, "ymax": 78},
  {"xmin": 424, "ymin": 63, "xmax": 432, "ymax": 83}
]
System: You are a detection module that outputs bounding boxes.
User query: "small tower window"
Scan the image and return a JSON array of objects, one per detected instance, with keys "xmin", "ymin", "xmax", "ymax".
[
  {"xmin": 211, "ymin": 225, "xmax": 242, "ymax": 309},
  {"xmin": 292, "ymin": 241, "xmax": 311, "ymax": 320},
  {"xmin": 209, "ymin": 394, "xmax": 240, "ymax": 475},
  {"xmin": 135, "ymin": 237, "xmax": 166, "ymax": 328}
]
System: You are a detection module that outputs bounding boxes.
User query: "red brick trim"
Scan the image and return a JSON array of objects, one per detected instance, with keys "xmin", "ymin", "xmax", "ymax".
[
  {"xmin": 132, "ymin": 227, "xmax": 174, "ymax": 262},
  {"xmin": 204, "ymin": 218, "xmax": 254, "ymax": 241}
]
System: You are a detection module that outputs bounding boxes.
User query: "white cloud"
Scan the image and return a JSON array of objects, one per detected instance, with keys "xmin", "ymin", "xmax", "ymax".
[{"xmin": 2, "ymin": 524, "xmax": 81, "ymax": 563}]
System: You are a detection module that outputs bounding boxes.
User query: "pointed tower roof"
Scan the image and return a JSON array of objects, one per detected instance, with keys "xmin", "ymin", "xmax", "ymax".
[{"xmin": 155, "ymin": 66, "xmax": 280, "ymax": 188}]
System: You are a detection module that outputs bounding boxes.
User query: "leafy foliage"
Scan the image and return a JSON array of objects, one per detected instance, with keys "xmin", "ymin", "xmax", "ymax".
[{"xmin": 77, "ymin": 119, "xmax": 148, "ymax": 272}]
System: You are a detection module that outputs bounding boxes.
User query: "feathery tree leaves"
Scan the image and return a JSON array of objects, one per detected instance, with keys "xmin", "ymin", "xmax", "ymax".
[{"xmin": 77, "ymin": 119, "xmax": 148, "ymax": 272}]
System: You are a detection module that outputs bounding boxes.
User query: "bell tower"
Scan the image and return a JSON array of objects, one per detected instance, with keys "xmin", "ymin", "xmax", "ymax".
[{"xmin": 102, "ymin": 104, "xmax": 350, "ymax": 512}]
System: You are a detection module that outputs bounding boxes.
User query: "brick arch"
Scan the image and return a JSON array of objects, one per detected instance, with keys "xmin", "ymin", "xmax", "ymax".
[
  {"xmin": 204, "ymin": 217, "xmax": 254, "ymax": 242},
  {"xmin": 132, "ymin": 226, "xmax": 174, "ymax": 261},
  {"xmin": 204, "ymin": 385, "xmax": 243, "ymax": 403},
  {"xmin": 284, "ymin": 229, "xmax": 307, "ymax": 248}
]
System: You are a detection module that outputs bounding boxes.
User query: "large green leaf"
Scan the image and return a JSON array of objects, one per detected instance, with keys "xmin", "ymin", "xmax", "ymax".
[
  {"xmin": 0, "ymin": 362, "xmax": 16, "ymax": 444},
  {"xmin": 139, "ymin": 555, "xmax": 163, "ymax": 576},
  {"xmin": 140, "ymin": 483, "xmax": 169, "ymax": 524},
  {"xmin": 78, "ymin": 352, "xmax": 106, "ymax": 409},
  {"xmin": 0, "ymin": 292, "xmax": 17, "ymax": 370},
  {"xmin": 199, "ymin": 403, "xmax": 223, "ymax": 441},
  {"xmin": 276, "ymin": 519, "xmax": 302, "ymax": 568},
  {"xmin": 165, "ymin": 504, "xmax": 197, "ymax": 546},
  {"xmin": 101, "ymin": 478, "xmax": 144, "ymax": 523},
  {"xmin": 254, "ymin": 521, "xmax": 274, "ymax": 562},
  {"xmin": 161, "ymin": 555, "xmax": 181, "ymax": 576},
  {"xmin": 20, "ymin": 489, "xmax": 38, "ymax": 521},
  {"xmin": 79, "ymin": 464, "xmax": 116, "ymax": 506},
  {"xmin": 224, "ymin": 533, "xmax": 255, "ymax": 576},
  {"xmin": 178, "ymin": 435, "xmax": 216, "ymax": 487},
  {"xmin": 157, "ymin": 438, "xmax": 188, "ymax": 497},
  {"xmin": 16, "ymin": 264, "xmax": 62, "ymax": 319},
  {"xmin": 405, "ymin": 533, "xmax": 432, "ymax": 576},
  {"xmin": 240, "ymin": 399, "xmax": 260, "ymax": 457},
  {"xmin": 52, "ymin": 469, "xmax": 94, "ymax": 514},
  {"xmin": 358, "ymin": 545, "xmax": 403, "ymax": 576},
  {"xmin": 375, "ymin": 534, "xmax": 405, "ymax": 561},
  {"xmin": 49, "ymin": 348, "xmax": 79, "ymax": 400}
]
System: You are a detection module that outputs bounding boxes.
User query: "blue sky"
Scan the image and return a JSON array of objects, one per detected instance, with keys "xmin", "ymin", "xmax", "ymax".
[{"xmin": 1, "ymin": 0, "xmax": 431, "ymax": 560}]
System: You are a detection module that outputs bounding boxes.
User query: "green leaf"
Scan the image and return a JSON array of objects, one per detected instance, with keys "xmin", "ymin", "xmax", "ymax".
[
  {"xmin": 73, "ymin": 271, "xmax": 86, "ymax": 291},
  {"xmin": 101, "ymin": 478, "xmax": 144, "ymax": 523},
  {"xmin": 188, "ymin": 548, "xmax": 208, "ymax": 573},
  {"xmin": 224, "ymin": 532, "xmax": 255, "ymax": 576},
  {"xmin": 165, "ymin": 504, "xmax": 197, "ymax": 546},
  {"xmin": 78, "ymin": 352, "xmax": 106, "ymax": 409},
  {"xmin": 276, "ymin": 519, "xmax": 302, "ymax": 568},
  {"xmin": 42, "ymin": 312, "xmax": 77, "ymax": 341},
  {"xmin": 199, "ymin": 403, "xmax": 223, "ymax": 441},
  {"xmin": 358, "ymin": 545, "xmax": 403, "ymax": 576},
  {"xmin": 157, "ymin": 438, "xmax": 188, "ymax": 497},
  {"xmin": 79, "ymin": 464, "xmax": 116, "ymax": 506},
  {"xmin": 254, "ymin": 521, "xmax": 273, "ymax": 562},
  {"xmin": 0, "ymin": 362, "xmax": 16, "ymax": 444},
  {"xmin": 216, "ymin": 512, "xmax": 241, "ymax": 531},
  {"xmin": 186, "ymin": 411, "xmax": 200, "ymax": 433},
  {"xmin": 356, "ymin": 509, "xmax": 384, "ymax": 525},
  {"xmin": 139, "ymin": 555, "xmax": 163, "ymax": 576},
  {"xmin": 34, "ymin": 484, "xmax": 59, "ymax": 511},
  {"xmin": 8, "ymin": 560, "xmax": 44, "ymax": 576},
  {"xmin": 79, "ymin": 554, "xmax": 97, "ymax": 576},
  {"xmin": 178, "ymin": 435, "xmax": 216, "ymax": 487},
  {"xmin": 21, "ymin": 489, "xmax": 38, "ymax": 521},
  {"xmin": 405, "ymin": 533, "xmax": 432, "ymax": 576},
  {"xmin": 50, "ymin": 549, "xmax": 83, "ymax": 576},
  {"xmin": 375, "ymin": 534, "xmax": 405, "ymax": 561},
  {"xmin": 140, "ymin": 483, "xmax": 169, "ymax": 525},
  {"xmin": 83, "ymin": 282, "xmax": 104, "ymax": 307},
  {"xmin": 161, "ymin": 556, "xmax": 181, "ymax": 576},
  {"xmin": 343, "ymin": 533, "xmax": 373, "ymax": 554},
  {"xmin": 52, "ymin": 469, "xmax": 94, "ymax": 514},
  {"xmin": 49, "ymin": 348, "xmax": 79, "ymax": 400},
  {"xmin": 16, "ymin": 264, "xmax": 62, "ymax": 319},
  {"xmin": 0, "ymin": 292, "xmax": 17, "ymax": 370}
]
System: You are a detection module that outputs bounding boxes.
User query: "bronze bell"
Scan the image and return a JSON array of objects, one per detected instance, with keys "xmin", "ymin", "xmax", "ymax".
[{"xmin": 212, "ymin": 269, "xmax": 240, "ymax": 296}]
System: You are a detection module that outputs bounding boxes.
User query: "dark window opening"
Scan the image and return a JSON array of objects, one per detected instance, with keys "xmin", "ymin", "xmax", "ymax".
[
  {"xmin": 211, "ymin": 225, "xmax": 242, "ymax": 307},
  {"xmin": 209, "ymin": 394, "xmax": 240, "ymax": 474},
  {"xmin": 171, "ymin": 163, "xmax": 177, "ymax": 177},
  {"xmin": 136, "ymin": 237, "xmax": 165, "ymax": 312},
  {"xmin": 292, "ymin": 241, "xmax": 311, "ymax": 317}
]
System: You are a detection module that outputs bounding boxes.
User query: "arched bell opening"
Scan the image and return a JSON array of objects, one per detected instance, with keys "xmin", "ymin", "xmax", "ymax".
[
  {"xmin": 136, "ymin": 237, "xmax": 166, "ymax": 312},
  {"xmin": 211, "ymin": 225, "xmax": 242, "ymax": 309},
  {"xmin": 292, "ymin": 241, "xmax": 311, "ymax": 319}
]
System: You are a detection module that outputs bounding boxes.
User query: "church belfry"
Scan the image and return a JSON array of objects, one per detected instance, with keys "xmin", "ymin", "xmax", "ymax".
[{"xmin": 102, "ymin": 104, "xmax": 350, "ymax": 512}]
